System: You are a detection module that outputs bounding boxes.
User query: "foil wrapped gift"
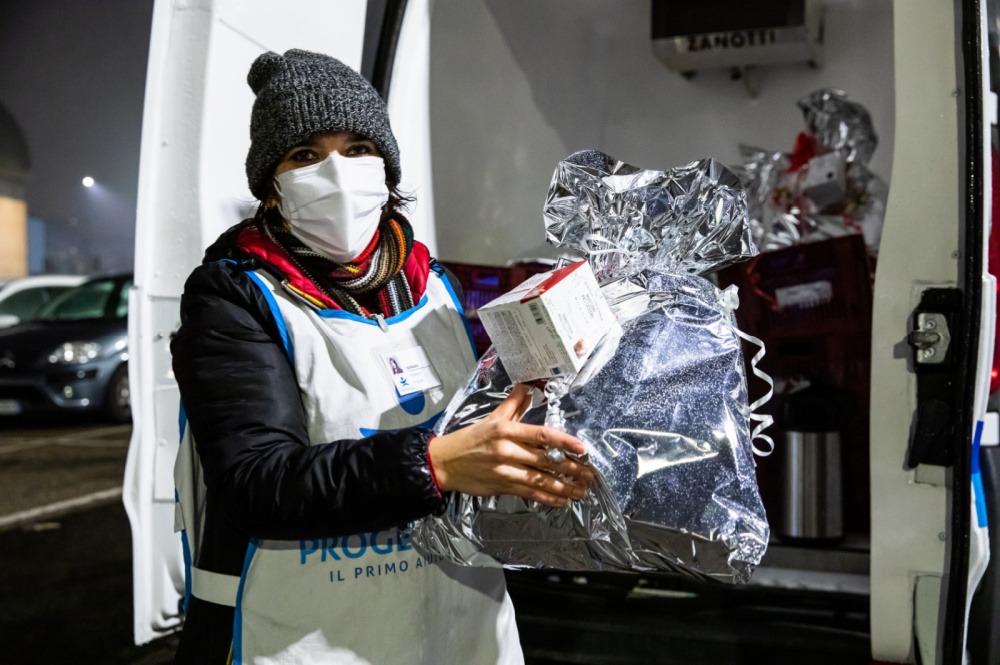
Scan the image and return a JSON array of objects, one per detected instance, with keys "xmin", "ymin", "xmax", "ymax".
[
  {"xmin": 411, "ymin": 151, "xmax": 773, "ymax": 583},
  {"xmin": 733, "ymin": 88, "xmax": 887, "ymax": 255}
]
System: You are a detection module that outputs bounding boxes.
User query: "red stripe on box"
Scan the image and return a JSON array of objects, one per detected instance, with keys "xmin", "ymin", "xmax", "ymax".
[{"xmin": 519, "ymin": 260, "xmax": 586, "ymax": 303}]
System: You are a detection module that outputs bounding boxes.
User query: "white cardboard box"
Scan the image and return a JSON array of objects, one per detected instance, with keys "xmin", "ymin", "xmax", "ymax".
[
  {"xmin": 800, "ymin": 151, "xmax": 847, "ymax": 209},
  {"xmin": 477, "ymin": 260, "xmax": 618, "ymax": 383}
]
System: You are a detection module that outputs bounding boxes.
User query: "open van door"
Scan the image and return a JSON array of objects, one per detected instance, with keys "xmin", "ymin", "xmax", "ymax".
[
  {"xmin": 122, "ymin": 0, "xmax": 437, "ymax": 644},
  {"xmin": 870, "ymin": 1, "xmax": 994, "ymax": 663}
]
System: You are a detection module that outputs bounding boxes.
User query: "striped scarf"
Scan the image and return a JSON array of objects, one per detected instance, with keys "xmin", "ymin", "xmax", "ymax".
[{"xmin": 262, "ymin": 213, "xmax": 416, "ymax": 317}]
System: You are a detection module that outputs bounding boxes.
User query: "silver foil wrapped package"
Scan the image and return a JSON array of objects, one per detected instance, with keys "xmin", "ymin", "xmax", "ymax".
[
  {"xmin": 411, "ymin": 152, "xmax": 773, "ymax": 583},
  {"xmin": 543, "ymin": 152, "xmax": 756, "ymax": 280},
  {"xmin": 733, "ymin": 88, "xmax": 887, "ymax": 255},
  {"xmin": 797, "ymin": 88, "xmax": 878, "ymax": 166},
  {"xmin": 733, "ymin": 144, "xmax": 801, "ymax": 252}
]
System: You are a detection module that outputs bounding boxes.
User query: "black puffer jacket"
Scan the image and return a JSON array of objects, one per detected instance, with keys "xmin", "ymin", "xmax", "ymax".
[{"xmin": 171, "ymin": 222, "xmax": 450, "ymax": 664}]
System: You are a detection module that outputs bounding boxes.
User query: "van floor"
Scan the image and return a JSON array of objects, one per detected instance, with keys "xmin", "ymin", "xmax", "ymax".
[{"xmin": 506, "ymin": 569, "xmax": 870, "ymax": 665}]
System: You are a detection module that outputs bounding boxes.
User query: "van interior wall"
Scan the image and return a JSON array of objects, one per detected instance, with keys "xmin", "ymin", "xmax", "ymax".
[{"xmin": 429, "ymin": 0, "xmax": 895, "ymax": 265}]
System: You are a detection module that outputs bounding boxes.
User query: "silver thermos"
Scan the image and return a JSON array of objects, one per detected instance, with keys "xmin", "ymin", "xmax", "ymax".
[
  {"xmin": 776, "ymin": 382, "xmax": 844, "ymax": 542},
  {"xmin": 778, "ymin": 430, "xmax": 843, "ymax": 540}
]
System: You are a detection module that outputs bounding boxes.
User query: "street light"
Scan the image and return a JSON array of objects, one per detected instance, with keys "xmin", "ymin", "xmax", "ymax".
[{"xmin": 82, "ymin": 176, "xmax": 94, "ymax": 188}]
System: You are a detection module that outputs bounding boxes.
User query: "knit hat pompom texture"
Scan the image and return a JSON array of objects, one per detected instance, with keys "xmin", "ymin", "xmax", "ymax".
[{"xmin": 245, "ymin": 49, "xmax": 401, "ymax": 200}]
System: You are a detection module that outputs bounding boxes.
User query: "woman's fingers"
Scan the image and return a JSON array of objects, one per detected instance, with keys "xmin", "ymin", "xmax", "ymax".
[
  {"xmin": 429, "ymin": 385, "xmax": 597, "ymax": 503},
  {"xmin": 496, "ymin": 419, "xmax": 588, "ymax": 457},
  {"xmin": 480, "ymin": 462, "xmax": 588, "ymax": 506},
  {"xmin": 487, "ymin": 384, "xmax": 533, "ymax": 423},
  {"xmin": 486, "ymin": 428, "xmax": 594, "ymax": 484},
  {"xmin": 518, "ymin": 488, "xmax": 577, "ymax": 508},
  {"xmin": 513, "ymin": 441, "xmax": 594, "ymax": 482},
  {"xmin": 489, "ymin": 442, "xmax": 595, "ymax": 491},
  {"xmin": 505, "ymin": 465, "xmax": 589, "ymax": 505},
  {"xmin": 534, "ymin": 451, "xmax": 596, "ymax": 485}
]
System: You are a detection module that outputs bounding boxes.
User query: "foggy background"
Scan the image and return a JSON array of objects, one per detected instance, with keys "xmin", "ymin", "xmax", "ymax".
[{"xmin": 0, "ymin": 0, "xmax": 153, "ymax": 275}]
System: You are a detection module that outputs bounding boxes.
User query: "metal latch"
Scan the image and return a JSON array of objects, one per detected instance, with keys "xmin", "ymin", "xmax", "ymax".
[
  {"xmin": 906, "ymin": 288, "xmax": 963, "ymax": 468},
  {"xmin": 908, "ymin": 313, "xmax": 951, "ymax": 364}
]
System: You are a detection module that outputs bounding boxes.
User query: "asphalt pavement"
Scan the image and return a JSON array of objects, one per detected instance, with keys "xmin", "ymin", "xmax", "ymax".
[
  {"xmin": 0, "ymin": 501, "xmax": 177, "ymax": 665},
  {"xmin": 0, "ymin": 418, "xmax": 871, "ymax": 665},
  {"xmin": 0, "ymin": 418, "xmax": 176, "ymax": 665}
]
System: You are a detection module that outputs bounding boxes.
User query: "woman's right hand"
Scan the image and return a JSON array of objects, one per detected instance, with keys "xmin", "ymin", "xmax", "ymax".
[{"xmin": 427, "ymin": 384, "xmax": 596, "ymax": 507}]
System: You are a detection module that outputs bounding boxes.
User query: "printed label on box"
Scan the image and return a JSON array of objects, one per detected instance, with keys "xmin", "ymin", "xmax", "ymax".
[{"xmin": 774, "ymin": 280, "xmax": 833, "ymax": 310}]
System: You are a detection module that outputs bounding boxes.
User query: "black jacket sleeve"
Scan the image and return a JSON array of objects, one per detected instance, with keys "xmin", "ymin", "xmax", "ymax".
[{"xmin": 171, "ymin": 260, "xmax": 445, "ymax": 541}]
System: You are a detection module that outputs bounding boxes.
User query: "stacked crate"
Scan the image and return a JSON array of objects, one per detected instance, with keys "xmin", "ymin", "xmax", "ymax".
[
  {"xmin": 439, "ymin": 260, "xmax": 553, "ymax": 357},
  {"xmin": 716, "ymin": 235, "xmax": 875, "ymax": 536}
]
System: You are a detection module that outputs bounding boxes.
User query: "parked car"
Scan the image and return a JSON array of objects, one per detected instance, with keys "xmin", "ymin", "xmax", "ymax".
[
  {"xmin": 0, "ymin": 273, "xmax": 132, "ymax": 422},
  {"xmin": 0, "ymin": 274, "xmax": 87, "ymax": 328}
]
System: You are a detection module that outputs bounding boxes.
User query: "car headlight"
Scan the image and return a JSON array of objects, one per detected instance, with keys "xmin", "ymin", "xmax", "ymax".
[{"xmin": 48, "ymin": 342, "xmax": 102, "ymax": 364}]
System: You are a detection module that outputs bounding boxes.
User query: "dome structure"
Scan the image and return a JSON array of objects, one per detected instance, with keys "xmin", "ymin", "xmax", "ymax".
[{"xmin": 0, "ymin": 101, "xmax": 30, "ymax": 200}]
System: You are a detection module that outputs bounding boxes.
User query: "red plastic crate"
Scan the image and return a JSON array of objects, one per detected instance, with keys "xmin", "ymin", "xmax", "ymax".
[
  {"xmin": 439, "ymin": 260, "xmax": 554, "ymax": 356},
  {"xmin": 716, "ymin": 235, "xmax": 875, "ymax": 536}
]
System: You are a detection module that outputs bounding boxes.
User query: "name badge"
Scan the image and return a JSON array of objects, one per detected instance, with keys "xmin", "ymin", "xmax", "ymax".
[{"xmin": 381, "ymin": 347, "xmax": 442, "ymax": 396}]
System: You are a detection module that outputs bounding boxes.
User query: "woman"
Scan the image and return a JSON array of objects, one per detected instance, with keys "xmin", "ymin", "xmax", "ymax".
[{"xmin": 171, "ymin": 48, "xmax": 594, "ymax": 664}]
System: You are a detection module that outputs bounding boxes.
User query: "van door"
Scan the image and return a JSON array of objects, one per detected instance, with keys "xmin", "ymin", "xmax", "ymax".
[
  {"xmin": 869, "ymin": 1, "xmax": 993, "ymax": 663},
  {"xmin": 122, "ymin": 0, "xmax": 390, "ymax": 644}
]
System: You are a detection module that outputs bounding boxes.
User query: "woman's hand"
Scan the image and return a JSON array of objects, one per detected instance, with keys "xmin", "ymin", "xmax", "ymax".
[{"xmin": 427, "ymin": 384, "xmax": 596, "ymax": 507}]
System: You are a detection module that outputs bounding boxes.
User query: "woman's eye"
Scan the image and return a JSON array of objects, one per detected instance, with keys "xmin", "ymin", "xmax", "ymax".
[
  {"xmin": 345, "ymin": 144, "xmax": 373, "ymax": 157},
  {"xmin": 287, "ymin": 149, "xmax": 317, "ymax": 163}
]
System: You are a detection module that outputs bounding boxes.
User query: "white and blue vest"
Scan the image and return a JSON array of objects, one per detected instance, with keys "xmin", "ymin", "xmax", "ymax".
[{"xmin": 175, "ymin": 265, "xmax": 523, "ymax": 665}]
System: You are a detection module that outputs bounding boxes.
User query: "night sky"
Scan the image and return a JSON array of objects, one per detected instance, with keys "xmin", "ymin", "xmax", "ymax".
[{"xmin": 0, "ymin": 0, "xmax": 153, "ymax": 274}]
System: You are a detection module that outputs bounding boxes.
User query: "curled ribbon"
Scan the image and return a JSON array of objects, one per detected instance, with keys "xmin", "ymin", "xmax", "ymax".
[{"xmin": 719, "ymin": 286, "xmax": 775, "ymax": 457}]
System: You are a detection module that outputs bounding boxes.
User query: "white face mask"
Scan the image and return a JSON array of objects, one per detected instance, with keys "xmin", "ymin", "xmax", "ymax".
[{"xmin": 275, "ymin": 153, "xmax": 389, "ymax": 263}]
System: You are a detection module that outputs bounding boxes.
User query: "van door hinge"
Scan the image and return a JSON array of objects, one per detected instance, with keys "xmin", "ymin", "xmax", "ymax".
[{"xmin": 905, "ymin": 288, "xmax": 963, "ymax": 468}]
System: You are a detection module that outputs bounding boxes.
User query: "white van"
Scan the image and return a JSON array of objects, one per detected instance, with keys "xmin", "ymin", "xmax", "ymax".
[{"xmin": 123, "ymin": 2, "xmax": 997, "ymax": 663}]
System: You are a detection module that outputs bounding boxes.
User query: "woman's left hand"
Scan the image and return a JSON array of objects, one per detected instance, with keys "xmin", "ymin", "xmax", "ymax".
[{"xmin": 426, "ymin": 384, "xmax": 596, "ymax": 507}]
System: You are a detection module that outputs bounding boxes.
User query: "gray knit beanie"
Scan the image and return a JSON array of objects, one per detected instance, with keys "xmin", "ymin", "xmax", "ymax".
[{"xmin": 245, "ymin": 49, "xmax": 401, "ymax": 200}]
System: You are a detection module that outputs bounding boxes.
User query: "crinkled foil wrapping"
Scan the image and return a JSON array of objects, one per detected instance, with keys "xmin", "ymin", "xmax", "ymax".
[
  {"xmin": 734, "ymin": 88, "xmax": 887, "ymax": 254},
  {"xmin": 542, "ymin": 152, "xmax": 756, "ymax": 280},
  {"xmin": 732, "ymin": 145, "xmax": 800, "ymax": 252},
  {"xmin": 797, "ymin": 88, "xmax": 878, "ymax": 165},
  {"xmin": 410, "ymin": 153, "xmax": 769, "ymax": 583}
]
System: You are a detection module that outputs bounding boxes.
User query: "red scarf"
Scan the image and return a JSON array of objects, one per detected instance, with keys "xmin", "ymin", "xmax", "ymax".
[{"xmin": 236, "ymin": 224, "xmax": 431, "ymax": 313}]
